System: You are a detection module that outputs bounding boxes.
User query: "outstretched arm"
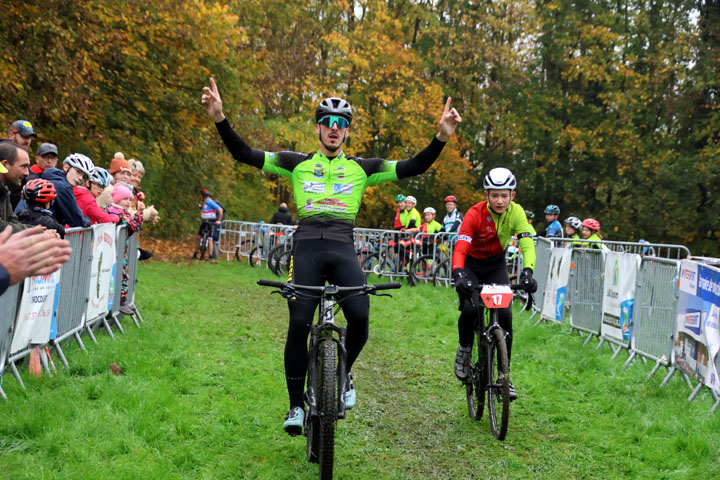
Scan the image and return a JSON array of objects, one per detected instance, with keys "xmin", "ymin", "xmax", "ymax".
[
  {"xmin": 396, "ymin": 97, "xmax": 462, "ymax": 179},
  {"xmin": 202, "ymin": 77, "xmax": 265, "ymax": 168}
]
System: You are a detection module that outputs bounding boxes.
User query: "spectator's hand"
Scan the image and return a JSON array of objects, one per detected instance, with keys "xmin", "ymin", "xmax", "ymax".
[
  {"xmin": 452, "ymin": 268, "xmax": 473, "ymax": 297},
  {"xmin": 137, "ymin": 201, "xmax": 145, "ymax": 212},
  {"xmin": 136, "ymin": 191, "xmax": 146, "ymax": 202},
  {"xmin": 201, "ymin": 77, "xmax": 225, "ymax": 123},
  {"xmin": 437, "ymin": 97, "xmax": 462, "ymax": 142},
  {"xmin": 519, "ymin": 268, "xmax": 538, "ymax": 293},
  {"xmin": 0, "ymin": 226, "xmax": 72, "ymax": 285}
]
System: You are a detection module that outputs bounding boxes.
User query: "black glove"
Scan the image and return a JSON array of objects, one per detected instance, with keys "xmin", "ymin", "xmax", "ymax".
[
  {"xmin": 452, "ymin": 268, "xmax": 474, "ymax": 296},
  {"xmin": 519, "ymin": 268, "xmax": 538, "ymax": 293}
]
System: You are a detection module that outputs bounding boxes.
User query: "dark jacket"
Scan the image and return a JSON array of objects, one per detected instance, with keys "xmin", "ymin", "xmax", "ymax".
[
  {"xmin": 18, "ymin": 206, "xmax": 66, "ymax": 238},
  {"xmin": 39, "ymin": 168, "xmax": 90, "ymax": 228},
  {"xmin": 0, "ymin": 181, "xmax": 27, "ymax": 232},
  {"xmin": 270, "ymin": 206, "xmax": 296, "ymax": 225}
]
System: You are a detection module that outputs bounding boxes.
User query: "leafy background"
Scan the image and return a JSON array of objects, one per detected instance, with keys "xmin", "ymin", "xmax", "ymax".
[{"xmin": 2, "ymin": 0, "xmax": 718, "ymax": 255}]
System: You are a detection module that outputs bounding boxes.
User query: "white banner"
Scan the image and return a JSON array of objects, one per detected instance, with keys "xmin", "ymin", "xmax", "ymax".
[
  {"xmin": 601, "ymin": 251, "xmax": 640, "ymax": 344},
  {"xmin": 675, "ymin": 260, "xmax": 720, "ymax": 393},
  {"xmin": 541, "ymin": 248, "xmax": 573, "ymax": 322},
  {"xmin": 87, "ymin": 223, "xmax": 117, "ymax": 320},
  {"xmin": 10, "ymin": 270, "xmax": 61, "ymax": 354}
]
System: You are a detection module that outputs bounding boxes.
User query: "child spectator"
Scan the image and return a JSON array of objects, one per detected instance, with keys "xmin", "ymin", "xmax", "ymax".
[
  {"xmin": 17, "ymin": 179, "xmax": 65, "ymax": 238},
  {"xmin": 97, "ymin": 152, "xmax": 132, "ymax": 209},
  {"xmin": 106, "ymin": 184, "xmax": 144, "ymax": 315},
  {"xmin": 106, "ymin": 184, "xmax": 144, "ymax": 233},
  {"xmin": 393, "ymin": 194, "xmax": 406, "ymax": 230},
  {"xmin": 581, "ymin": 218, "xmax": 603, "ymax": 249},
  {"xmin": 74, "ymin": 167, "xmax": 120, "ymax": 225},
  {"xmin": 420, "ymin": 206, "xmax": 442, "ymax": 256},
  {"xmin": 525, "ymin": 210, "xmax": 537, "ymax": 236},
  {"xmin": 563, "ymin": 216, "xmax": 583, "ymax": 246},
  {"xmin": 542, "ymin": 205, "xmax": 562, "ymax": 237},
  {"xmin": 442, "ymin": 195, "xmax": 464, "ymax": 233}
]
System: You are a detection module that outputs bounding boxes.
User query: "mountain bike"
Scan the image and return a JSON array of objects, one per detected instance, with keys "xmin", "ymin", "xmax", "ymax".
[
  {"xmin": 408, "ymin": 234, "xmax": 453, "ymax": 286},
  {"xmin": 258, "ymin": 279, "xmax": 401, "ymax": 480},
  {"xmin": 193, "ymin": 220, "xmax": 214, "ymax": 260},
  {"xmin": 463, "ymin": 283, "xmax": 531, "ymax": 441}
]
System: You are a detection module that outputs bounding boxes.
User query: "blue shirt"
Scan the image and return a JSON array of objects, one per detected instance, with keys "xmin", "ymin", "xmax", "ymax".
[
  {"xmin": 545, "ymin": 219, "xmax": 563, "ymax": 237},
  {"xmin": 201, "ymin": 198, "xmax": 221, "ymax": 221}
]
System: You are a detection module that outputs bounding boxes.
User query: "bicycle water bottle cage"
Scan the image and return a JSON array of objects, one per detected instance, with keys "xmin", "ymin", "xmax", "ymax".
[{"xmin": 480, "ymin": 285, "xmax": 514, "ymax": 309}]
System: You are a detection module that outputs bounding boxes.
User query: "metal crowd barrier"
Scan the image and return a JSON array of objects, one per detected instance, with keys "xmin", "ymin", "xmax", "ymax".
[
  {"xmin": 627, "ymin": 257, "xmax": 680, "ymax": 377},
  {"xmin": 567, "ymin": 248, "xmax": 605, "ymax": 340},
  {"xmin": 529, "ymin": 237, "xmax": 553, "ymax": 321},
  {"xmin": 0, "ymin": 224, "xmax": 143, "ymax": 401}
]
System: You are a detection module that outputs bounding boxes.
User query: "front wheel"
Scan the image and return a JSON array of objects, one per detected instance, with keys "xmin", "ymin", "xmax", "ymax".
[
  {"xmin": 248, "ymin": 246, "xmax": 263, "ymax": 268},
  {"xmin": 487, "ymin": 326, "xmax": 510, "ymax": 441},
  {"xmin": 199, "ymin": 230, "xmax": 209, "ymax": 259},
  {"xmin": 466, "ymin": 334, "xmax": 487, "ymax": 420},
  {"xmin": 306, "ymin": 340, "xmax": 337, "ymax": 478},
  {"xmin": 432, "ymin": 258, "xmax": 452, "ymax": 287},
  {"xmin": 408, "ymin": 254, "xmax": 434, "ymax": 287}
]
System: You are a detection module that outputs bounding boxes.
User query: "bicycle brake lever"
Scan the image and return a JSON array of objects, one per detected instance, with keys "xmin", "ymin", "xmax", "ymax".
[{"xmin": 373, "ymin": 292, "xmax": 392, "ymax": 298}]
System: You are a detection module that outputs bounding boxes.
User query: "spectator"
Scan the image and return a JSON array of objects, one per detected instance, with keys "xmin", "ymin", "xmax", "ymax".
[
  {"xmin": 0, "ymin": 225, "xmax": 71, "ymax": 297},
  {"xmin": 542, "ymin": 204, "xmax": 562, "ymax": 237},
  {"xmin": 31, "ymin": 153, "xmax": 93, "ymax": 228},
  {"xmin": 393, "ymin": 194, "xmax": 406, "ymax": 229},
  {"xmin": 198, "ymin": 189, "xmax": 223, "ymax": 259},
  {"xmin": 127, "ymin": 158, "xmax": 158, "ymax": 223},
  {"xmin": 525, "ymin": 210, "xmax": 537, "ymax": 236},
  {"xmin": 442, "ymin": 195, "xmax": 463, "ymax": 233},
  {"xmin": 400, "ymin": 195, "xmax": 422, "ymax": 231},
  {"xmin": 106, "ymin": 184, "xmax": 144, "ymax": 315},
  {"xmin": 270, "ymin": 202, "xmax": 296, "ymax": 225},
  {"xmin": 17, "ymin": 179, "xmax": 65, "ymax": 238},
  {"xmin": 0, "ymin": 140, "xmax": 29, "ymax": 232},
  {"xmin": 74, "ymin": 166, "xmax": 120, "ymax": 225},
  {"xmin": 581, "ymin": 218, "xmax": 603, "ymax": 249},
  {"xmin": 7, "ymin": 121, "xmax": 37, "ymax": 208},
  {"xmin": 563, "ymin": 216, "xmax": 582, "ymax": 246},
  {"xmin": 420, "ymin": 206, "xmax": 442, "ymax": 255},
  {"xmin": 97, "ymin": 152, "xmax": 132, "ymax": 209},
  {"xmin": 26, "ymin": 143, "xmax": 59, "ymax": 182}
]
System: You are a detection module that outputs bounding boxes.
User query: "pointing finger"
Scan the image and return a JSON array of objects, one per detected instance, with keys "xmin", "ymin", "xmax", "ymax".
[{"xmin": 444, "ymin": 97, "xmax": 452, "ymax": 115}]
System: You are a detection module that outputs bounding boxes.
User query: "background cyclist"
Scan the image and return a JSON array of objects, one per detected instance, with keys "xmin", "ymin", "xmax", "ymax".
[
  {"xmin": 542, "ymin": 204, "xmax": 562, "ymax": 237},
  {"xmin": 525, "ymin": 210, "xmax": 536, "ymax": 236},
  {"xmin": 450, "ymin": 167, "xmax": 537, "ymax": 400},
  {"xmin": 442, "ymin": 194, "xmax": 463, "ymax": 233},
  {"xmin": 198, "ymin": 189, "xmax": 224, "ymax": 259},
  {"xmin": 202, "ymin": 77, "xmax": 461, "ymax": 434}
]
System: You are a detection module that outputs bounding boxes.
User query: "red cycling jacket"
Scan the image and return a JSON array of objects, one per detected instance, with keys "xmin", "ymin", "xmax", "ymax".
[{"xmin": 73, "ymin": 186, "xmax": 121, "ymax": 225}]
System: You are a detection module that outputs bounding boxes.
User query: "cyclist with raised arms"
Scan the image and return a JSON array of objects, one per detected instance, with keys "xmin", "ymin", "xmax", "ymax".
[
  {"xmin": 451, "ymin": 167, "xmax": 537, "ymax": 400},
  {"xmin": 201, "ymin": 78, "xmax": 461, "ymax": 434}
]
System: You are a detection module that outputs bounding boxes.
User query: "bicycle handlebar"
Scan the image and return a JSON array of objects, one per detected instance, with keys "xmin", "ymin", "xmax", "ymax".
[{"xmin": 257, "ymin": 280, "xmax": 402, "ymax": 294}]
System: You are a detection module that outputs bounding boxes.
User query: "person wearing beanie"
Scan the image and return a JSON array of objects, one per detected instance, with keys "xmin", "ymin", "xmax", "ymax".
[{"xmin": 98, "ymin": 152, "xmax": 133, "ymax": 208}]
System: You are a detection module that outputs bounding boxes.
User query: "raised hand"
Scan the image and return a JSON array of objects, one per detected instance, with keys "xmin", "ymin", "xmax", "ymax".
[
  {"xmin": 201, "ymin": 77, "xmax": 225, "ymax": 123},
  {"xmin": 437, "ymin": 97, "xmax": 462, "ymax": 142},
  {"xmin": 0, "ymin": 226, "xmax": 72, "ymax": 285}
]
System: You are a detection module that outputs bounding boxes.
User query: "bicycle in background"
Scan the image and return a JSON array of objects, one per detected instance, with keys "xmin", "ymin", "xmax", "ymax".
[
  {"xmin": 258, "ymin": 279, "xmax": 401, "ymax": 479},
  {"xmin": 464, "ymin": 283, "xmax": 531, "ymax": 440},
  {"xmin": 193, "ymin": 220, "xmax": 214, "ymax": 260}
]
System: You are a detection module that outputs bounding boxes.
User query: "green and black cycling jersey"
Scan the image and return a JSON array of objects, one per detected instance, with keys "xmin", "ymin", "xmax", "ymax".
[{"xmin": 215, "ymin": 119, "xmax": 446, "ymax": 242}]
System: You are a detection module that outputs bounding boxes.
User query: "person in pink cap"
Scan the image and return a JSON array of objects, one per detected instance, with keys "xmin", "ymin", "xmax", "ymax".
[{"xmin": 106, "ymin": 184, "xmax": 144, "ymax": 315}]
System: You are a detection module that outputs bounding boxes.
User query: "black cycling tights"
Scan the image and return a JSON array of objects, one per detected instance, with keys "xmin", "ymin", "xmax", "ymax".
[
  {"xmin": 457, "ymin": 254, "xmax": 513, "ymax": 364},
  {"xmin": 284, "ymin": 238, "xmax": 369, "ymax": 409}
]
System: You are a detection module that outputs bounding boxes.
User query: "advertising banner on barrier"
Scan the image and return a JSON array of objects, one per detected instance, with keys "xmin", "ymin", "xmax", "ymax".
[
  {"xmin": 10, "ymin": 270, "xmax": 61, "ymax": 353},
  {"xmin": 675, "ymin": 260, "xmax": 720, "ymax": 393},
  {"xmin": 87, "ymin": 223, "xmax": 116, "ymax": 319},
  {"xmin": 601, "ymin": 251, "xmax": 640, "ymax": 343},
  {"xmin": 541, "ymin": 248, "xmax": 573, "ymax": 322}
]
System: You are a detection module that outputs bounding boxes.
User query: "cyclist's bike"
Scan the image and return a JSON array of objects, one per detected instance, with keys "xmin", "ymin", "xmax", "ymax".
[
  {"xmin": 258, "ymin": 279, "xmax": 401, "ymax": 480},
  {"xmin": 193, "ymin": 220, "xmax": 214, "ymax": 260},
  {"xmin": 463, "ymin": 283, "xmax": 531, "ymax": 441}
]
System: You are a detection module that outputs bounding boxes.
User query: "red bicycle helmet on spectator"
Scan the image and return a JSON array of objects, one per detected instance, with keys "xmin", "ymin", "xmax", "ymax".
[
  {"xmin": 444, "ymin": 195, "xmax": 457, "ymax": 203},
  {"xmin": 22, "ymin": 179, "xmax": 57, "ymax": 204},
  {"xmin": 582, "ymin": 218, "xmax": 600, "ymax": 231}
]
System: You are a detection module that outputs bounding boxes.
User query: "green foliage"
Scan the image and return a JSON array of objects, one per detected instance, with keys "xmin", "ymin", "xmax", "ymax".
[{"xmin": 1, "ymin": 1, "xmax": 717, "ymax": 254}]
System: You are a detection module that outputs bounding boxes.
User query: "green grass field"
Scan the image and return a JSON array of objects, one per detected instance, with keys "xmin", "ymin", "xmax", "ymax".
[{"xmin": 1, "ymin": 260, "xmax": 718, "ymax": 479}]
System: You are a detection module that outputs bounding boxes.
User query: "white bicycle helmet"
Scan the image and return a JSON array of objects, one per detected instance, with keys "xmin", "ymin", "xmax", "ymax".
[
  {"xmin": 90, "ymin": 166, "xmax": 111, "ymax": 187},
  {"xmin": 405, "ymin": 195, "xmax": 417, "ymax": 205},
  {"xmin": 63, "ymin": 153, "xmax": 95, "ymax": 177},
  {"xmin": 483, "ymin": 167, "xmax": 517, "ymax": 190},
  {"xmin": 423, "ymin": 207, "xmax": 436, "ymax": 214},
  {"xmin": 315, "ymin": 97, "xmax": 353, "ymax": 123},
  {"xmin": 564, "ymin": 216, "xmax": 582, "ymax": 230}
]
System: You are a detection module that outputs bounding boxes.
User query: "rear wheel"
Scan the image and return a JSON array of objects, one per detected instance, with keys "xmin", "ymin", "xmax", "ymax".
[
  {"xmin": 408, "ymin": 254, "xmax": 434, "ymax": 287},
  {"xmin": 487, "ymin": 325, "xmax": 510, "ymax": 440},
  {"xmin": 432, "ymin": 258, "xmax": 452, "ymax": 287},
  {"xmin": 276, "ymin": 250, "xmax": 293, "ymax": 277},
  {"xmin": 467, "ymin": 329, "xmax": 486, "ymax": 420},
  {"xmin": 235, "ymin": 239, "xmax": 253, "ymax": 262},
  {"xmin": 268, "ymin": 244, "xmax": 288, "ymax": 276},
  {"xmin": 360, "ymin": 253, "xmax": 380, "ymax": 280}
]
